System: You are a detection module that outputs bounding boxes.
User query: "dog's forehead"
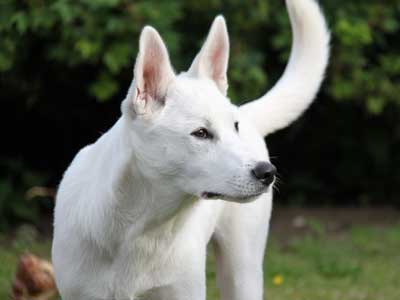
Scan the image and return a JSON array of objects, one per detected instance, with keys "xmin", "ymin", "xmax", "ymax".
[{"xmin": 167, "ymin": 76, "xmax": 237, "ymax": 123}]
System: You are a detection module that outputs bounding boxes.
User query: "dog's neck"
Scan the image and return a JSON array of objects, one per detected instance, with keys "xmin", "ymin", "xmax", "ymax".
[{"xmin": 90, "ymin": 117, "xmax": 196, "ymax": 251}]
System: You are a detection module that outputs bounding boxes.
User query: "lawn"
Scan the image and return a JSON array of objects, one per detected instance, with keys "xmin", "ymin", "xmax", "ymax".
[{"xmin": 1, "ymin": 217, "xmax": 400, "ymax": 300}]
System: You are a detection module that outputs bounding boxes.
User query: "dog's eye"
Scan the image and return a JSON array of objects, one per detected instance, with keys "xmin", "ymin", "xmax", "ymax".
[
  {"xmin": 234, "ymin": 121, "xmax": 239, "ymax": 132},
  {"xmin": 191, "ymin": 128, "xmax": 213, "ymax": 139}
]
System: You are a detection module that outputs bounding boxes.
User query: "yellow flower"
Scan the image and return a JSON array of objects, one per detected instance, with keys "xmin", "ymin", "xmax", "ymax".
[{"xmin": 272, "ymin": 274, "xmax": 283, "ymax": 286}]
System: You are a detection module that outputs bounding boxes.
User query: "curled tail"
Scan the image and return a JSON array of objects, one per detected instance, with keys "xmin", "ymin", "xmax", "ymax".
[{"xmin": 240, "ymin": 0, "xmax": 330, "ymax": 136}]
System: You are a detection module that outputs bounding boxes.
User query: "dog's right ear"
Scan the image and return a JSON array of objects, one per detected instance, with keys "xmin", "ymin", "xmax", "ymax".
[
  {"xmin": 187, "ymin": 16, "xmax": 229, "ymax": 96},
  {"xmin": 126, "ymin": 26, "xmax": 175, "ymax": 117}
]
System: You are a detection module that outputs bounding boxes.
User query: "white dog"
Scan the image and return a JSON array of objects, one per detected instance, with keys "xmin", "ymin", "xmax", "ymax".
[{"xmin": 52, "ymin": 0, "xmax": 329, "ymax": 299}]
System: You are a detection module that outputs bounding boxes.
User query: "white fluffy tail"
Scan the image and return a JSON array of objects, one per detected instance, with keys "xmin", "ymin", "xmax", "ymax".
[{"xmin": 240, "ymin": 0, "xmax": 330, "ymax": 136}]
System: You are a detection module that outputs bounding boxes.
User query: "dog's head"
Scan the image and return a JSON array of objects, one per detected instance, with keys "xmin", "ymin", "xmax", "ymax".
[{"xmin": 121, "ymin": 17, "xmax": 275, "ymax": 203}]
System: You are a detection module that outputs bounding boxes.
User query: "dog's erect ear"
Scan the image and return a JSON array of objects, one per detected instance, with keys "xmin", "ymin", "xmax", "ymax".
[
  {"xmin": 187, "ymin": 16, "xmax": 229, "ymax": 95},
  {"xmin": 130, "ymin": 26, "xmax": 175, "ymax": 115}
]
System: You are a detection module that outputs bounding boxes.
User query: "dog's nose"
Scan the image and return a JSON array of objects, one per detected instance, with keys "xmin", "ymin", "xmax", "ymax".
[{"xmin": 251, "ymin": 162, "xmax": 276, "ymax": 185}]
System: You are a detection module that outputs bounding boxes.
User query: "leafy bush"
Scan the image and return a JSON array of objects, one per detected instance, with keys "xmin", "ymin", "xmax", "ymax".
[{"xmin": 0, "ymin": 160, "xmax": 48, "ymax": 230}]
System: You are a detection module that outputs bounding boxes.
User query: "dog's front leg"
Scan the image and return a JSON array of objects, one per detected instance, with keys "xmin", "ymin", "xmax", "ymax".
[{"xmin": 212, "ymin": 194, "xmax": 272, "ymax": 300}]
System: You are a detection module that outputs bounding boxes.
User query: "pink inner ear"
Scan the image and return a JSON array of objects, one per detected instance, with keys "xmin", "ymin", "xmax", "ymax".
[
  {"xmin": 141, "ymin": 44, "xmax": 166, "ymax": 101},
  {"xmin": 143, "ymin": 67, "xmax": 156, "ymax": 100},
  {"xmin": 200, "ymin": 25, "xmax": 228, "ymax": 93},
  {"xmin": 210, "ymin": 45, "xmax": 226, "ymax": 82},
  {"xmin": 204, "ymin": 38, "xmax": 227, "ymax": 94}
]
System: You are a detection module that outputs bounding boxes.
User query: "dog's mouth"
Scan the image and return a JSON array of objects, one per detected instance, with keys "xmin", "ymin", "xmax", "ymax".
[
  {"xmin": 201, "ymin": 190, "xmax": 267, "ymax": 203},
  {"xmin": 202, "ymin": 192, "xmax": 223, "ymax": 199}
]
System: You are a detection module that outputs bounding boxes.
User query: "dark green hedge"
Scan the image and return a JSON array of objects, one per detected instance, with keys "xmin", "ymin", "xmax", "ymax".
[{"xmin": 1, "ymin": 0, "xmax": 400, "ymax": 229}]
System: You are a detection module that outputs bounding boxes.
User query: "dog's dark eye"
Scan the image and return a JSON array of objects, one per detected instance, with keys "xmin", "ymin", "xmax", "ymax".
[
  {"xmin": 191, "ymin": 128, "xmax": 213, "ymax": 139},
  {"xmin": 234, "ymin": 121, "xmax": 239, "ymax": 132}
]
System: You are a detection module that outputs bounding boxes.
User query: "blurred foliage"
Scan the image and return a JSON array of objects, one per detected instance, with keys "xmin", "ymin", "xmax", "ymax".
[
  {"xmin": 0, "ymin": 0, "xmax": 400, "ymax": 228},
  {"xmin": 2, "ymin": 0, "xmax": 399, "ymax": 107},
  {"xmin": 0, "ymin": 160, "xmax": 48, "ymax": 230}
]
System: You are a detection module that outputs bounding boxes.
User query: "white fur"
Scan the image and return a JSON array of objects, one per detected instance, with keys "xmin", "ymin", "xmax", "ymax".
[{"xmin": 52, "ymin": 1, "xmax": 329, "ymax": 299}]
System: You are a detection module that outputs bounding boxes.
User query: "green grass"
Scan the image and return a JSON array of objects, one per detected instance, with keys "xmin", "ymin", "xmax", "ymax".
[{"xmin": 1, "ymin": 224, "xmax": 400, "ymax": 300}]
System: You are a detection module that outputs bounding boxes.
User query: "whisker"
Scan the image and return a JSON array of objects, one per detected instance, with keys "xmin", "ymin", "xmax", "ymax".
[
  {"xmin": 274, "ymin": 173, "xmax": 284, "ymax": 184},
  {"xmin": 272, "ymin": 184, "xmax": 280, "ymax": 193}
]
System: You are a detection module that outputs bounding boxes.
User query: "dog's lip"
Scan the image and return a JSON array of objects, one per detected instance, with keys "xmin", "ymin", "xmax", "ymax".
[
  {"xmin": 201, "ymin": 190, "xmax": 267, "ymax": 202},
  {"xmin": 201, "ymin": 192, "xmax": 222, "ymax": 199}
]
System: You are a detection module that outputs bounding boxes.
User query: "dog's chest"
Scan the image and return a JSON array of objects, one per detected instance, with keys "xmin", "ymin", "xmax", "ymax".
[{"xmin": 111, "ymin": 200, "xmax": 224, "ymax": 297}]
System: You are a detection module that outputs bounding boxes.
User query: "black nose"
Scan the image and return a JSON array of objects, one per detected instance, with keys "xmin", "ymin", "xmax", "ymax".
[{"xmin": 251, "ymin": 162, "xmax": 277, "ymax": 185}]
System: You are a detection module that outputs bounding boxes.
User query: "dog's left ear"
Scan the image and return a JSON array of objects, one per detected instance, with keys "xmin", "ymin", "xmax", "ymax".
[
  {"xmin": 126, "ymin": 26, "xmax": 175, "ymax": 118},
  {"xmin": 188, "ymin": 16, "xmax": 229, "ymax": 95}
]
